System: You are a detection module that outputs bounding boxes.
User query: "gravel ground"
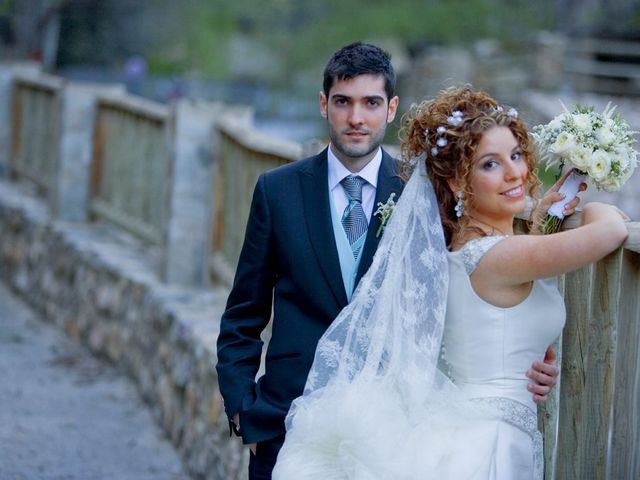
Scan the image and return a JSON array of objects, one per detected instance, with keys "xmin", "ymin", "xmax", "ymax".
[{"xmin": 0, "ymin": 282, "xmax": 192, "ymax": 480}]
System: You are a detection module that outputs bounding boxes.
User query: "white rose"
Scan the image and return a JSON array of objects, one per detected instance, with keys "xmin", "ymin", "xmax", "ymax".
[
  {"xmin": 570, "ymin": 146, "xmax": 592, "ymax": 170},
  {"xmin": 573, "ymin": 113, "xmax": 592, "ymax": 133},
  {"xmin": 595, "ymin": 126, "xmax": 615, "ymax": 146},
  {"xmin": 601, "ymin": 177, "xmax": 621, "ymax": 192},
  {"xmin": 552, "ymin": 131, "xmax": 576, "ymax": 156},
  {"xmin": 548, "ymin": 114, "xmax": 564, "ymax": 130},
  {"xmin": 587, "ymin": 149, "xmax": 611, "ymax": 181},
  {"xmin": 616, "ymin": 150, "xmax": 630, "ymax": 171}
]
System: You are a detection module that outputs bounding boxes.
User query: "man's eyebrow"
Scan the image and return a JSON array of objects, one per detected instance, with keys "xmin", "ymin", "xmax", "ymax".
[{"xmin": 330, "ymin": 94, "xmax": 385, "ymax": 102}]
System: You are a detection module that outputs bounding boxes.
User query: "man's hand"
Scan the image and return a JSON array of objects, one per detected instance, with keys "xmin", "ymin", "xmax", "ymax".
[
  {"xmin": 526, "ymin": 346, "xmax": 559, "ymax": 404},
  {"xmin": 233, "ymin": 414, "xmax": 257, "ymax": 454}
]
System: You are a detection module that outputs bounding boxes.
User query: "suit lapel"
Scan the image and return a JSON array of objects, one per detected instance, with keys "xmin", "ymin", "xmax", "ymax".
[
  {"xmin": 355, "ymin": 150, "xmax": 404, "ymax": 284},
  {"xmin": 299, "ymin": 150, "xmax": 350, "ymax": 308}
]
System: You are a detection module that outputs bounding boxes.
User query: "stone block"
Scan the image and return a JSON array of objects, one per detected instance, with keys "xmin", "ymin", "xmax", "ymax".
[
  {"xmin": 162, "ymin": 100, "xmax": 220, "ymax": 286},
  {"xmin": 53, "ymin": 82, "xmax": 124, "ymax": 222}
]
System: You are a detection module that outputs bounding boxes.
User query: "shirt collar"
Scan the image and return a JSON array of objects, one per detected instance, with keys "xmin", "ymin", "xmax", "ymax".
[{"xmin": 327, "ymin": 145, "xmax": 382, "ymax": 190}]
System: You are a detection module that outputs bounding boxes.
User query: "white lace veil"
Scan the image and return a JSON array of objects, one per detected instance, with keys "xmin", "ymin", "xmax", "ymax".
[{"xmin": 284, "ymin": 158, "xmax": 450, "ymax": 433}]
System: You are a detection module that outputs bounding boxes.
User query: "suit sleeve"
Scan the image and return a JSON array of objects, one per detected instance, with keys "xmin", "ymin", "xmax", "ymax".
[{"xmin": 215, "ymin": 173, "xmax": 275, "ymax": 420}]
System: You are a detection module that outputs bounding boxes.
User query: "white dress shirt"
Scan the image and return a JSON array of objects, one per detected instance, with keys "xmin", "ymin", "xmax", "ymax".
[{"xmin": 327, "ymin": 146, "xmax": 382, "ymax": 223}]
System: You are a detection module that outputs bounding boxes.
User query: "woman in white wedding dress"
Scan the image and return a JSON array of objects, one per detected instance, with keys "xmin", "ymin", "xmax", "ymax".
[{"xmin": 272, "ymin": 86, "xmax": 628, "ymax": 479}]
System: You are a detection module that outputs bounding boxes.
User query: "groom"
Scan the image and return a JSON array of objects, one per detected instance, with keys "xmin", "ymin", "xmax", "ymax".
[{"xmin": 216, "ymin": 42, "xmax": 559, "ymax": 480}]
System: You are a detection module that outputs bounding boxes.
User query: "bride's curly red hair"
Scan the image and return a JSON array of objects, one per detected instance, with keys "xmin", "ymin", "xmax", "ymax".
[{"xmin": 399, "ymin": 85, "xmax": 540, "ymax": 245}]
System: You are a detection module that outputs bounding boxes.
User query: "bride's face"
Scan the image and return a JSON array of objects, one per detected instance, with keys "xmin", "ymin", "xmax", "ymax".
[{"xmin": 467, "ymin": 126, "xmax": 529, "ymax": 225}]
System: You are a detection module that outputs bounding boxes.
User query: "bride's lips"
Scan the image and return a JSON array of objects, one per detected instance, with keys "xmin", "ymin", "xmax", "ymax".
[{"xmin": 501, "ymin": 185, "xmax": 524, "ymax": 198}]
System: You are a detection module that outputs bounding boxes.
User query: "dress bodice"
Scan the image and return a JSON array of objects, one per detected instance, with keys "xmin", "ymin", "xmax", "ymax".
[{"xmin": 443, "ymin": 236, "xmax": 566, "ymax": 411}]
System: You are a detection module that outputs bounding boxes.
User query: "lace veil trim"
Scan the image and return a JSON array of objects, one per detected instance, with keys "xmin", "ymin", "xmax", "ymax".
[{"xmin": 286, "ymin": 158, "xmax": 449, "ymax": 427}]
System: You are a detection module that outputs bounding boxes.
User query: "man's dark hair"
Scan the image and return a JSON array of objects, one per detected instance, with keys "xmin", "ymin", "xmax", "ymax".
[{"xmin": 323, "ymin": 42, "xmax": 396, "ymax": 100}]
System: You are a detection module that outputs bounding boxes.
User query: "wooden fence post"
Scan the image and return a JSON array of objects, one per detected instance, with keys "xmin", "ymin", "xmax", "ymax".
[
  {"xmin": 555, "ymin": 263, "xmax": 594, "ymax": 478},
  {"xmin": 0, "ymin": 62, "xmax": 41, "ymax": 177}
]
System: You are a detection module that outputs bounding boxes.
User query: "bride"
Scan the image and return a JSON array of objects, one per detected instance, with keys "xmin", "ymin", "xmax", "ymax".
[{"xmin": 272, "ymin": 86, "xmax": 628, "ymax": 479}]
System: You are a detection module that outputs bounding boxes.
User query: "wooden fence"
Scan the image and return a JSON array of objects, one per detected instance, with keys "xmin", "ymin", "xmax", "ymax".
[
  {"xmin": 541, "ymin": 220, "xmax": 640, "ymax": 479},
  {"xmin": 9, "ymin": 74, "xmax": 63, "ymax": 194},
  {"xmin": 90, "ymin": 93, "xmax": 170, "ymax": 245},
  {"xmin": 209, "ymin": 117, "xmax": 303, "ymax": 285},
  {"xmin": 564, "ymin": 37, "xmax": 640, "ymax": 96}
]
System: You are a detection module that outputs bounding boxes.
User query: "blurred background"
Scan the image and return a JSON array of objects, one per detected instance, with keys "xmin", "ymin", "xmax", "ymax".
[
  {"xmin": 1, "ymin": 6, "xmax": 639, "ymax": 478},
  {"xmin": 2, "ymin": 0, "xmax": 640, "ymax": 144}
]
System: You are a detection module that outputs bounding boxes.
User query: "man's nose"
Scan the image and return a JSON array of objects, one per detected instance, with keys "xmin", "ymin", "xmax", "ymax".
[{"xmin": 348, "ymin": 104, "xmax": 365, "ymax": 126}]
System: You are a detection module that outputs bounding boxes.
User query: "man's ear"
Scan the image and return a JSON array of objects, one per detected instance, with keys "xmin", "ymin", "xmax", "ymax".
[
  {"xmin": 319, "ymin": 91, "xmax": 328, "ymax": 119},
  {"xmin": 386, "ymin": 95, "xmax": 399, "ymax": 123}
]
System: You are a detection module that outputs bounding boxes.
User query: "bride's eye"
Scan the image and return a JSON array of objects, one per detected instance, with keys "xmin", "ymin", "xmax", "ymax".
[{"xmin": 482, "ymin": 159, "xmax": 498, "ymax": 170}]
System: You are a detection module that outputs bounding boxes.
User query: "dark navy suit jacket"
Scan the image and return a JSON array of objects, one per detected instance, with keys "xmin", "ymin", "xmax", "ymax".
[{"xmin": 216, "ymin": 147, "xmax": 404, "ymax": 443}]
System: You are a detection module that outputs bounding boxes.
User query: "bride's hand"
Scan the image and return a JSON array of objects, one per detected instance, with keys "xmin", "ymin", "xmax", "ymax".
[
  {"xmin": 526, "ymin": 346, "xmax": 559, "ymax": 404},
  {"xmin": 531, "ymin": 170, "xmax": 587, "ymax": 232}
]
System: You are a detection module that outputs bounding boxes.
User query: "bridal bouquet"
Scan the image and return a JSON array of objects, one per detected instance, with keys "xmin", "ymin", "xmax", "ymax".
[{"xmin": 532, "ymin": 103, "xmax": 638, "ymax": 233}]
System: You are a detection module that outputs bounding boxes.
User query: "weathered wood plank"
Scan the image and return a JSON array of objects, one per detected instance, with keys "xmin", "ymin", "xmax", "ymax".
[
  {"xmin": 9, "ymin": 81, "xmax": 60, "ymax": 193},
  {"xmin": 90, "ymin": 197, "xmax": 161, "ymax": 244},
  {"xmin": 89, "ymin": 100, "xmax": 169, "ymax": 245},
  {"xmin": 97, "ymin": 91, "xmax": 169, "ymax": 122},
  {"xmin": 608, "ymin": 249, "xmax": 640, "ymax": 479},
  {"xmin": 213, "ymin": 129, "xmax": 300, "ymax": 273},
  {"xmin": 540, "ymin": 332, "xmax": 562, "ymax": 480},
  {"xmin": 217, "ymin": 116, "xmax": 302, "ymax": 162},
  {"xmin": 623, "ymin": 222, "xmax": 640, "ymax": 253},
  {"xmin": 555, "ymin": 263, "xmax": 592, "ymax": 479},
  {"xmin": 582, "ymin": 249, "xmax": 622, "ymax": 477}
]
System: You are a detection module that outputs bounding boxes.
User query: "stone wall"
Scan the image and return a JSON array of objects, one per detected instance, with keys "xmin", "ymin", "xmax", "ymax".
[{"xmin": 0, "ymin": 179, "xmax": 247, "ymax": 480}]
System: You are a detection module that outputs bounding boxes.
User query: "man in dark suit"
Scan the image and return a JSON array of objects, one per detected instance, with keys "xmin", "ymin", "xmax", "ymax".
[
  {"xmin": 216, "ymin": 42, "xmax": 402, "ymax": 479},
  {"xmin": 216, "ymin": 42, "xmax": 559, "ymax": 480}
]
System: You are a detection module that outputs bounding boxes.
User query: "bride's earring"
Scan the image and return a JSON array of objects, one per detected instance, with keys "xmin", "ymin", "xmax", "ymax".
[{"xmin": 454, "ymin": 192, "xmax": 464, "ymax": 218}]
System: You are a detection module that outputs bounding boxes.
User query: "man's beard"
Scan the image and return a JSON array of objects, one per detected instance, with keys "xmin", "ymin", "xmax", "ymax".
[{"xmin": 328, "ymin": 126, "xmax": 386, "ymax": 162}]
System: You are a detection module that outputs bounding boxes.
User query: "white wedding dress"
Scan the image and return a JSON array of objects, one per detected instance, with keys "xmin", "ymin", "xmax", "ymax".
[
  {"xmin": 273, "ymin": 166, "xmax": 566, "ymax": 480},
  {"xmin": 440, "ymin": 235, "xmax": 566, "ymax": 479}
]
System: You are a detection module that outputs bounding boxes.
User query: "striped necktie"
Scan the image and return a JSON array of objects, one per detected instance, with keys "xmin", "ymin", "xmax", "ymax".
[{"xmin": 340, "ymin": 175, "xmax": 368, "ymax": 258}]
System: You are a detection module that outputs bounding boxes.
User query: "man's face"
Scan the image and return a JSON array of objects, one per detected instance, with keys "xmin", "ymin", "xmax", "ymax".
[{"xmin": 320, "ymin": 74, "xmax": 399, "ymax": 170}]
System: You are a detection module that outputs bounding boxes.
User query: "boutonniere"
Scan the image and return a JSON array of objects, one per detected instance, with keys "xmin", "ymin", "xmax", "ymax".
[{"xmin": 374, "ymin": 193, "xmax": 396, "ymax": 237}]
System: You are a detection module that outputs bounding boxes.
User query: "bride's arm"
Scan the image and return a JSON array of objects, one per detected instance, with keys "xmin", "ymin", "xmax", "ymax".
[{"xmin": 475, "ymin": 202, "xmax": 628, "ymax": 287}]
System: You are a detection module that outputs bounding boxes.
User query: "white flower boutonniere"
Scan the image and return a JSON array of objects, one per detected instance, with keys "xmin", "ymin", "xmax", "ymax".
[{"xmin": 374, "ymin": 193, "xmax": 396, "ymax": 237}]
